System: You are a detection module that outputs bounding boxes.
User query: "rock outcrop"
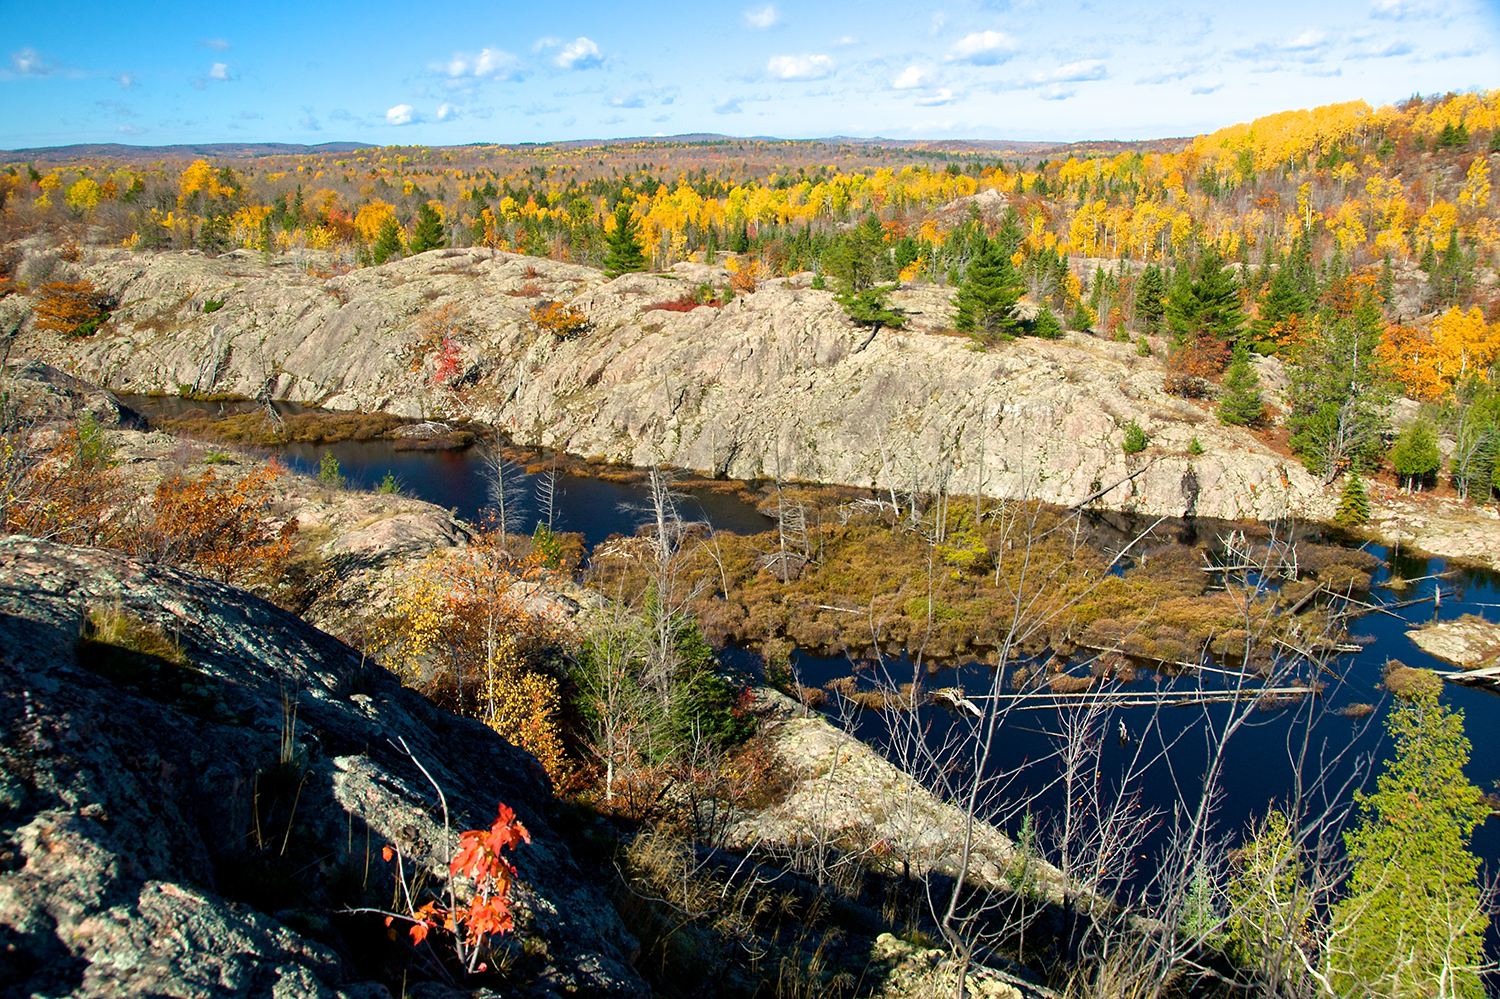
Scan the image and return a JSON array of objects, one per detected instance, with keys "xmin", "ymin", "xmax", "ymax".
[
  {"xmin": 13, "ymin": 243, "xmax": 1331, "ymax": 524},
  {"xmin": 0, "ymin": 536, "xmax": 648, "ymax": 998}
]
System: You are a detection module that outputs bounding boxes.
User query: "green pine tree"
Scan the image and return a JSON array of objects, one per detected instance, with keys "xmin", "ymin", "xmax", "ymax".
[
  {"xmin": 408, "ymin": 202, "xmax": 446, "ymax": 255},
  {"xmin": 1166, "ymin": 248, "xmax": 1246, "ymax": 347},
  {"xmin": 371, "ymin": 217, "xmax": 405, "ymax": 265},
  {"xmin": 1334, "ymin": 472, "xmax": 1370, "ymax": 527},
  {"xmin": 1032, "ymin": 307, "xmax": 1064, "ymax": 340},
  {"xmin": 1122, "ymin": 419, "xmax": 1149, "ymax": 454},
  {"xmin": 1136, "ymin": 263, "xmax": 1168, "ymax": 332},
  {"xmin": 1328, "ymin": 691, "xmax": 1489, "ymax": 998},
  {"xmin": 1218, "ymin": 347, "xmax": 1266, "ymax": 427},
  {"xmin": 1391, "ymin": 420, "xmax": 1442, "ymax": 492},
  {"xmin": 952, "ymin": 237, "xmax": 1022, "ymax": 345},
  {"xmin": 1253, "ymin": 265, "xmax": 1311, "ymax": 343},
  {"xmin": 603, "ymin": 203, "xmax": 648, "ymax": 277}
]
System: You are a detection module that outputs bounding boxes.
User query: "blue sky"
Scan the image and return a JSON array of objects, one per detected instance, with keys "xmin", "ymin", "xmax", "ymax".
[{"xmin": 2, "ymin": 0, "xmax": 1497, "ymax": 148}]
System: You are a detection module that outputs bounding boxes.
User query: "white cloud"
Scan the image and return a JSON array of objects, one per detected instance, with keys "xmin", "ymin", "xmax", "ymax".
[
  {"xmin": 1191, "ymin": 82, "xmax": 1223, "ymax": 95},
  {"xmin": 1286, "ymin": 29, "xmax": 1327, "ymax": 50},
  {"xmin": 117, "ymin": 124, "xmax": 146, "ymax": 135},
  {"xmin": 893, "ymin": 65, "xmax": 931, "ymax": 89},
  {"xmin": 947, "ymin": 31, "xmax": 1019, "ymax": 65},
  {"xmin": 209, "ymin": 62, "xmax": 230, "ymax": 81},
  {"xmin": 914, "ymin": 88, "xmax": 959, "ymax": 106},
  {"xmin": 766, "ymin": 53, "xmax": 832, "ymax": 80},
  {"xmin": 714, "ymin": 97, "xmax": 744, "ymax": 114},
  {"xmin": 610, "ymin": 92, "xmax": 646, "ymax": 108},
  {"xmin": 386, "ymin": 104, "xmax": 415, "ymax": 125},
  {"xmin": 9, "ymin": 48, "xmax": 54, "ymax": 77},
  {"xmin": 300, "ymin": 114, "xmax": 321, "ymax": 130},
  {"xmin": 116, "ymin": 72, "xmax": 135, "ymax": 88},
  {"xmin": 832, "ymin": 35, "xmax": 858, "ymax": 46},
  {"xmin": 745, "ymin": 4, "xmax": 779, "ymax": 28},
  {"xmin": 525, "ymin": 102, "xmax": 562, "ymax": 115},
  {"xmin": 329, "ymin": 108, "xmax": 357, "ymax": 121},
  {"xmin": 1046, "ymin": 60, "xmax": 1105, "ymax": 82},
  {"xmin": 436, "ymin": 103, "xmax": 459, "ymax": 121},
  {"xmin": 554, "ymin": 37, "xmax": 603, "ymax": 70},
  {"xmin": 1348, "ymin": 38, "xmax": 1414, "ymax": 58},
  {"xmin": 601, "ymin": 113, "xmax": 625, "ymax": 124},
  {"xmin": 437, "ymin": 48, "xmax": 526, "ymax": 81},
  {"xmin": 1040, "ymin": 86, "xmax": 1075, "ymax": 101},
  {"xmin": 1371, "ymin": 0, "xmax": 1428, "ymax": 19},
  {"xmin": 199, "ymin": 38, "xmax": 231, "ymax": 51}
]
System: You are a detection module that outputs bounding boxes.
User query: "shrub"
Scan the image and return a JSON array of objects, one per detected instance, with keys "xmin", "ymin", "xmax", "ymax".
[
  {"xmin": 1122, "ymin": 419, "xmax": 1149, "ymax": 454},
  {"xmin": 32, "ymin": 280, "xmax": 115, "ymax": 337},
  {"xmin": 203, "ymin": 298, "xmax": 225, "ymax": 314},
  {"xmin": 1188, "ymin": 436, "xmax": 1205, "ymax": 456},
  {"xmin": 1334, "ymin": 472, "xmax": 1369, "ymax": 527},
  {"xmin": 317, "ymin": 452, "xmax": 345, "ymax": 489},
  {"xmin": 1163, "ymin": 371, "xmax": 1212, "ymax": 398},
  {"xmin": 530, "ymin": 300, "xmax": 592, "ymax": 338},
  {"xmin": 135, "ymin": 466, "xmax": 299, "ymax": 585}
]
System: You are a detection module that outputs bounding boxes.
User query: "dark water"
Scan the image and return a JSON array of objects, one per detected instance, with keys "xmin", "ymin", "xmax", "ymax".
[
  {"xmin": 275, "ymin": 439, "xmax": 775, "ymax": 546},
  {"xmin": 117, "ymin": 394, "xmax": 775, "ymax": 546},
  {"xmin": 726, "ymin": 538, "xmax": 1500, "ymax": 902}
]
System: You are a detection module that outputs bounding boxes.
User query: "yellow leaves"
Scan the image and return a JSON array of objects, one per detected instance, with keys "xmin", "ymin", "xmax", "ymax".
[
  {"xmin": 1379, "ymin": 307, "xmax": 1500, "ymax": 400},
  {"xmin": 1325, "ymin": 199, "xmax": 1368, "ymax": 252},
  {"xmin": 178, "ymin": 159, "xmax": 226, "ymax": 204},
  {"xmin": 1415, "ymin": 200, "xmax": 1459, "ymax": 250},
  {"xmin": 355, "ymin": 201, "xmax": 398, "ymax": 244},
  {"xmin": 65, "ymin": 178, "xmax": 101, "ymax": 214},
  {"xmin": 1459, "ymin": 159, "xmax": 1491, "ymax": 217}
]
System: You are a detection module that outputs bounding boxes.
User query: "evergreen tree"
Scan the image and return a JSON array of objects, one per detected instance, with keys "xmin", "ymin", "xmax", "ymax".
[
  {"xmin": 372, "ymin": 217, "xmax": 404, "ymax": 265},
  {"xmin": 1135, "ymin": 264, "xmax": 1167, "ymax": 333},
  {"xmin": 1333, "ymin": 472, "xmax": 1370, "ymax": 527},
  {"xmin": 1217, "ymin": 347, "xmax": 1266, "ymax": 426},
  {"xmin": 1032, "ymin": 307, "xmax": 1063, "ymax": 340},
  {"xmin": 408, "ymin": 202, "xmax": 446, "ymax": 255},
  {"xmin": 1166, "ymin": 248, "xmax": 1246, "ymax": 348},
  {"xmin": 1286, "ymin": 291, "xmax": 1391, "ymax": 482},
  {"xmin": 603, "ymin": 203, "xmax": 648, "ymax": 276},
  {"xmin": 952, "ymin": 237, "xmax": 1022, "ymax": 344},
  {"xmin": 826, "ymin": 213, "xmax": 889, "ymax": 293},
  {"xmin": 1391, "ymin": 420, "xmax": 1442, "ymax": 492},
  {"xmin": 1419, "ymin": 239, "xmax": 1437, "ymax": 274},
  {"xmin": 1329, "ymin": 690, "xmax": 1488, "ymax": 998},
  {"xmin": 1253, "ymin": 265, "xmax": 1311, "ymax": 343}
]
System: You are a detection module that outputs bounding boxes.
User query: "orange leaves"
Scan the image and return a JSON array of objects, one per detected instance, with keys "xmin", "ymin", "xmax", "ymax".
[
  {"xmin": 32, "ymin": 281, "xmax": 114, "ymax": 337},
  {"xmin": 383, "ymin": 802, "xmax": 529, "ymax": 955},
  {"xmin": 139, "ymin": 465, "xmax": 298, "ymax": 585},
  {"xmin": 529, "ymin": 300, "xmax": 591, "ymax": 339},
  {"xmin": 451, "ymin": 803, "xmax": 530, "ymax": 882}
]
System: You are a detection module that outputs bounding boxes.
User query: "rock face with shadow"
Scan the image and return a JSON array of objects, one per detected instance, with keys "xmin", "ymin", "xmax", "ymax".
[
  {"xmin": 0, "ymin": 536, "xmax": 647, "ymax": 999},
  {"xmin": 12, "ymin": 244, "xmax": 1332, "ymax": 524}
]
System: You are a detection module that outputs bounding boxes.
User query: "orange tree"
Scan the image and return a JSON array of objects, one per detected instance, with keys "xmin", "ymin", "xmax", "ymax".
[
  {"xmin": 32, "ymin": 281, "xmax": 115, "ymax": 337},
  {"xmin": 130, "ymin": 465, "xmax": 299, "ymax": 586}
]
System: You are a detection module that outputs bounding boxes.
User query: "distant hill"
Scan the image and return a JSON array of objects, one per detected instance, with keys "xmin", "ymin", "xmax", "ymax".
[
  {"xmin": 4, "ymin": 134, "xmax": 1192, "ymax": 165},
  {"xmin": 2, "ymin": 141, "xmax": 367, "ymax": 162}
]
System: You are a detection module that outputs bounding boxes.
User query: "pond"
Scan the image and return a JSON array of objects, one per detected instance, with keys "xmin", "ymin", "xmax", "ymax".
[
  {"xmin": 125, "ymin": 396, "xmax": 1500, "ymax": 899},
  {"xmin": 722, "ymin": 531, "xmax": 1500, "ymax": 905}
]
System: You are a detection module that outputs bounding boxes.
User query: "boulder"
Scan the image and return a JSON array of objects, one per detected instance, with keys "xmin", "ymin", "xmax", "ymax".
[{"xmin": 0, "ymin": 536, "xmax": 647, "ymax": 998}]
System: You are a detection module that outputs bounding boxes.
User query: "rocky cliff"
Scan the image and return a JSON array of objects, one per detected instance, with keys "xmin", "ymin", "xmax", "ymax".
[
  {"xmin": 8, "ymin": 240, "xmax": 1332, "ymax": 524},
  {"xmin": 0, "ymin": 536, "xmax": 648, "ymax": 998}
]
